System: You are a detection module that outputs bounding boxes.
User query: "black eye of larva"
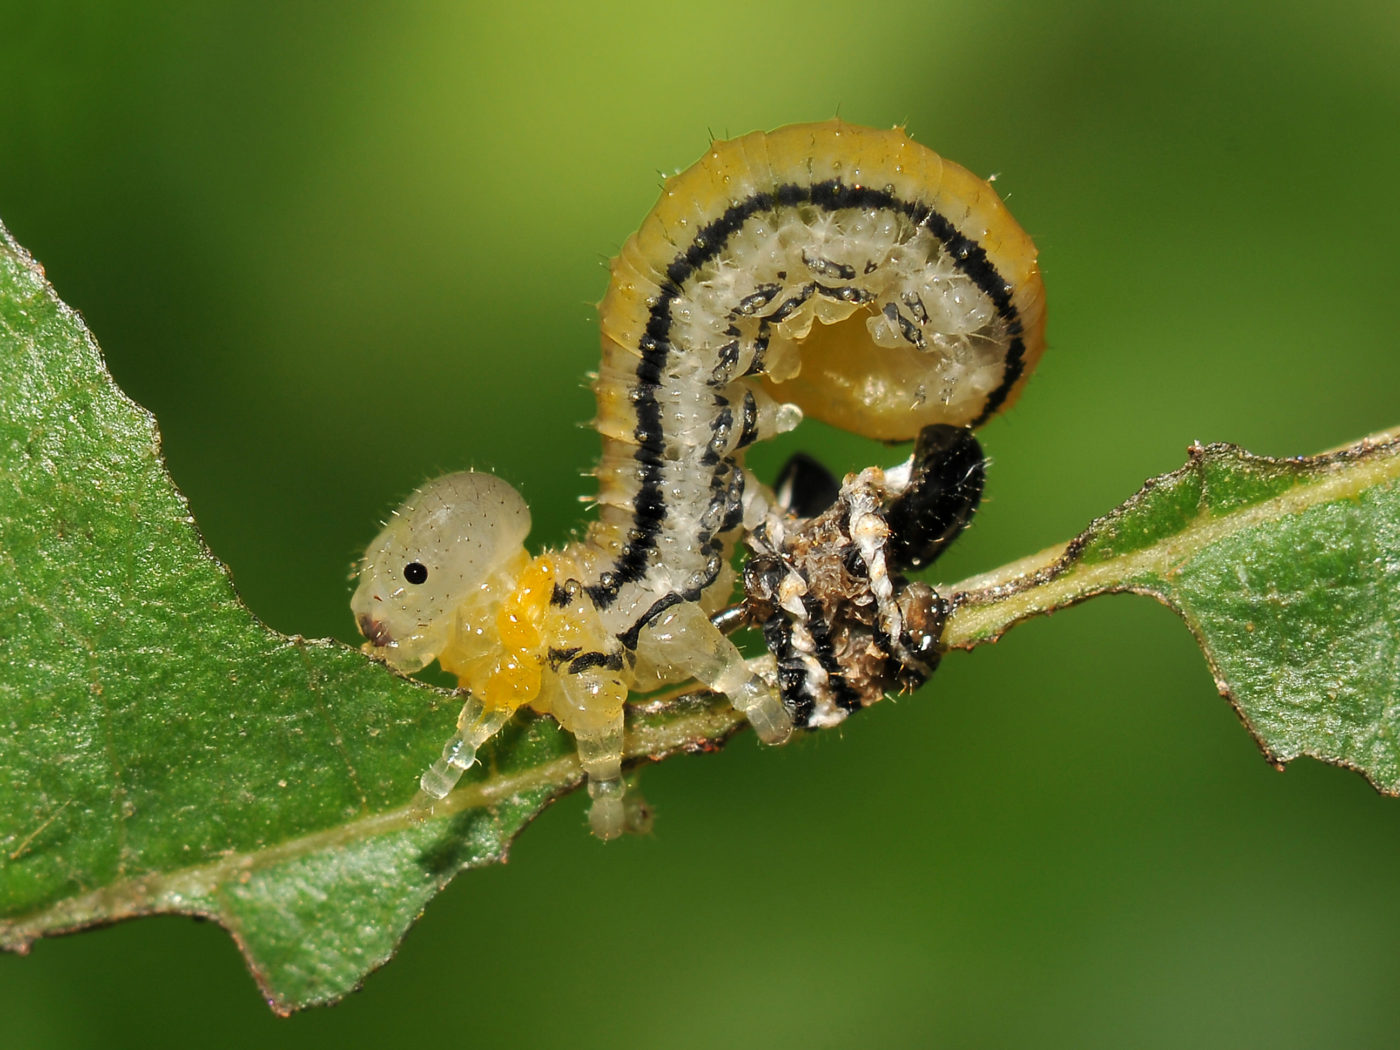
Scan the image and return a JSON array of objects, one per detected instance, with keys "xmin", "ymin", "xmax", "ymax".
[{"xmin": 403, "ymin": 562, "xmax": 429, "ymax": 585}]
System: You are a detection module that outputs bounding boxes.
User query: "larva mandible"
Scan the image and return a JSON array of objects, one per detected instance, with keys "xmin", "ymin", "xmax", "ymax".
[{"xmin": 352, "ymin": 120, "xmax": 1047, "ymax": 838}]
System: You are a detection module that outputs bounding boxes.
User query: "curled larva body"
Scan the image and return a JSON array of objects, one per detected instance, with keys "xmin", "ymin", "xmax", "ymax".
[{"xmin": 353, "ymin": 120, "xmax": 1046, "ymax": 838}]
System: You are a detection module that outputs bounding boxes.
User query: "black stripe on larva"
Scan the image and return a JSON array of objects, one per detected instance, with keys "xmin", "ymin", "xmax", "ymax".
[
  {"xmin": 814, "ymin": 282, "xmax": 872, "ymax": 305},
  {"xmin": 738, "ymin": 283, "xmax": 783, "ymax": 315},
  {"xmin": 635, "ymin": 351, "xmax": 665, "ymax": 389},
  {"xmin": 702, "ymin": 404, "xmax": 734, "ymax": 467},
  {"xmin": 550, "ymin": 584, "xmax": 572, "ymax": 608},
  {"xmin": 736, "ymin": 389, "xmax": 759, "ymax": 449},
  {"xmin": 917, "ymin": 207, "xmax": 1026, "ymax": 425},
  {"xmin": 882, "ymin": 302, "xmax": 926, "ymax": 349},
  {"xmin": 617, "ymin": 593, "xmax": 685, "ymax": 650},
  {"xmin": 547, "ymin": 646, "xmax": 582, "ymax": 667},
  {"xmin": 742, "ymin": 326, "xmax": 771, "ymax": 377},
  {"xmin": 699, "ymin": 464, "xmax": 730, "ymax": 533},
  {"xmin": 802, "ymin": 250, "xmax": 856, "ymax": 280},
  {"xmin": 902, "ymin": 291, "xmax": 928, "ymax": 324},
  {"xmin": 567, "ymin": 650, "xmax": 620, "ymax": 675},
  {"xmin": 599, "ymin": 179, "xmax": 1023, "ymax": 613},
  {"xmin": 719, "ymin": 464, "xmax": 746, "ymax": 532},
  {"xmin": 768, "ymin": 286, "xmax": 815, "ymax": 324},
  {"xmin": 711, "ymin": 339, "xmax": 741, "ymax": 384}
]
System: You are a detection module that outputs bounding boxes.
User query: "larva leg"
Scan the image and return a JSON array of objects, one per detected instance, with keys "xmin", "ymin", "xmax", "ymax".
[
  {"xmin": 419, "ymin": 694, "xmax": 513, "ymax": 799},
  {"xmin": 550, "ymin": 651, "xmax": 631, "ymax": 839},
  {"xmin": 637, "ymin": 600, "xmax": 793, "ymax": 744},
  {"xmin": 574, "ymin": 713, "xmax": 626, "ymax": 840}
]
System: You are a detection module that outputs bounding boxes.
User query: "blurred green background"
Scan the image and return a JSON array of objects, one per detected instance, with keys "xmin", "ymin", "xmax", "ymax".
[{"xmin": 4, "ymin": 0, "xmax": 1400, "ymax": 1046}]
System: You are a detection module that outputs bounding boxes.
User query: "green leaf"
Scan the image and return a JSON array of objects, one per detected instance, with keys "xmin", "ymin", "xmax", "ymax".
[
  {"xmin": 0, "ymin": 219, "xmax": 563, "ymax": 1009},
  {"xmin": 945, "ymin": 434, "xmax": 1400, "ymax": 791},
  {"xmin": 0, "ymin": 219, "xmax": 748, "ymax": 1012},
  {"xmin": 3, "ymin": 212, "xmax": 1399, "ymax": 1016}
]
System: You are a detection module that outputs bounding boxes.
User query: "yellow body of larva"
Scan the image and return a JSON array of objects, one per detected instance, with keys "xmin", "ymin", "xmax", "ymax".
[
  {"xmin": 601, "ymin": 120, "xmax": 1046, "ymax": 441},
  {"xmin": 354, "ymin": 120, "xmax": 1046, "ymax": 838},
  {"xmin": 423, "ymin": 548, "xmax": 629, "ymax": 736}
]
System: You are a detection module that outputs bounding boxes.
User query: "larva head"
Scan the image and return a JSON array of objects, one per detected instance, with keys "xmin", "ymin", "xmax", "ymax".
[{"xmin": 352, "ymin": 472, "xmax": 531, "ymax": 673}]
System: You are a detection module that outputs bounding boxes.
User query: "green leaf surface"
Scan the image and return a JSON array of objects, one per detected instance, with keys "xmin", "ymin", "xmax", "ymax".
[
  {"xmin": 0, "ymin": 220, "xmax": 604, "ymax": 1011},
  {"xmin": 945, "ymin": 434, "xmax": 1400, "ymax": 791},
  {"xmin": 3, "ymin": 212, "xmax": 1399, "ymax": 1016},
  {"xmin": 0, "ymin": 217, "xmax": 750, "ymax": 1012}
]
